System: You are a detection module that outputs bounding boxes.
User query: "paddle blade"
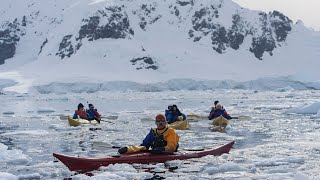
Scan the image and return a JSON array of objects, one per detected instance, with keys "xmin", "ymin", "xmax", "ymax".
[
  {"xmin": 59, "ymin": 115, "xmax": 69, "ymax": 120},
  {"xmin": 127, "ymin": 146, "xmax": 147, "ymax": 153},
  {"xmin": 235, "ymin": 115, "xmax": 252, "ymax": 120},
  {"xmin": 187, "ymin": 114, "xmax": 207, "ymax": 120}
]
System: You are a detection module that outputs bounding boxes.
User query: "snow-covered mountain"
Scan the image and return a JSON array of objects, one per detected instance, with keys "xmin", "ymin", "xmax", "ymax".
[{"xmin": 0, "ymin": 0, "xmax": 320, "ymax": 93}]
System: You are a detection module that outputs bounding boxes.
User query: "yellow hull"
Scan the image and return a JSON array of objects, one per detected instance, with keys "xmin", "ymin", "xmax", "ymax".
[
  {"xmin": 67, "ymin": 117, "xmax": 99, "ymax": 127},
  {"xmin": 210, "ymin": 115, "xmax": 228, "ymax": 133},
  {"xmin": 168, "ymin": 120, "xmax": 190, "ymax": 130}
]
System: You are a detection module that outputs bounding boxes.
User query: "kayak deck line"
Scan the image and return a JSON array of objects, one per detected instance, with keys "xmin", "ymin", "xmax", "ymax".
[{"xmin": 53, "ymin": 141, "xmax": 235, "ymax": 173}]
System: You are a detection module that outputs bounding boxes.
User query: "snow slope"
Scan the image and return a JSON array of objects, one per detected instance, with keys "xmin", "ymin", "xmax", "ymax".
[{"xmin": 0, "ymin": 0, "xmax": 319, "ymax": 94}]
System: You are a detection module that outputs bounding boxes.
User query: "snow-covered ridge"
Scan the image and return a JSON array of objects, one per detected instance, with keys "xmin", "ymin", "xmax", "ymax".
[
  {"xmin": 31, "ymin": 77, "xmax": 320, "ymax": 94},
  {"xmin": 0, "ymin": 77, "xmax": 318, "ymax": 94},
  {"xmin": 0, "ymin": 0, "xmax": 320, "ymax": 94},
  {"xmin": 0, "ymin": 0, "xmax": 293, "ymax": 63}
]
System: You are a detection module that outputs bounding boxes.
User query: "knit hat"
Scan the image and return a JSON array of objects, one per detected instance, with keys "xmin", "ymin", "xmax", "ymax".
[
  {"xmin": 216, "ymin": 104, "xmax": 222, "ymax": 110},
  {"xmin": 155, "ymin": 114, "xmax": 166, "ymax": 121},
  {"xmin": 88, "ymin": 104, "xmax": 94, "ymax": 108}
]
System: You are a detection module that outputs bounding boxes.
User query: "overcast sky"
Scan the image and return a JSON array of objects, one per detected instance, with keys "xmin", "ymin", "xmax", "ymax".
[{"xmin": 232, "ymin": 0, "xmax": 320, "ymax": 31}]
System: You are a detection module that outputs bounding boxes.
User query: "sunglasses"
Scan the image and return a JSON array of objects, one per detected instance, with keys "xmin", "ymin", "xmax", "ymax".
[
  {"xmin": 156, "ymin": 119, "xmax": 165, "ymax": 123},
  {"xmin": 90, "ymin": 106, "xmax": 95, "ymax": 109}
]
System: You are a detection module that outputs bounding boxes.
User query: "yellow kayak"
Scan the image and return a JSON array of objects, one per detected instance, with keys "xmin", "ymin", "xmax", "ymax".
[
  {"xmin": 168, "ymin": 120, "xmax": 190, "ymax": 130},
  {"xmin": 67, "ymin": 117, "xmax": 99, "ymax": 127},
  {"xmin": 210, "ymin": 115, "xmax": 228, "ymax": 133}
]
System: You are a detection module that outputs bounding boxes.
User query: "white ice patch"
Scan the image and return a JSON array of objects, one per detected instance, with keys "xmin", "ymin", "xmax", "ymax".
[
  {"xmin": 0, "ymin": 172, "xmax": 17, "ymax": 180},
  {"xmin": 1, "ymin": 130, "xmax": 49, "ymax": 136},
  {"xmin": 254, "ymin": 157, "xmax": 305, "ymax": 167},
  {"xmin": 286, "ymin": 102, "xmax": 320, "ymax": 114},
  {"xmin": 0, "ymin": 143, "xmax": 31, "ymax": 165},
  {"xmin": 0, "ymin": 71, "xmax": 34, "ymax": 94},
  {"xmin": 17, "ymin": 173, "xmax": 41, "ymax": 180},
  {"xmin": 203, "ymin": 162, "xmax": 246, "ymax": 175}
]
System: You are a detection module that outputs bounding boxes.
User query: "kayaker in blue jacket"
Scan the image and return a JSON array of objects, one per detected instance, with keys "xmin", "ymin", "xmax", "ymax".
[
  {"xmin": 165, "ymin": 104, "xmax": 186, "ymax": 124},
  {"xmin": 86, "ymin": 104, "xmax": 101, "ymax": 123},
  {"xmin": 165, "ymin": 105, "xmax": 173, "ymax": 117},
  {"xmin": 208, "ymin": 103, "xmax": 232, "ymax": 120},
  {"xmin": 118, "ymin": 114, "xmax": 179, "ymax": 154}
]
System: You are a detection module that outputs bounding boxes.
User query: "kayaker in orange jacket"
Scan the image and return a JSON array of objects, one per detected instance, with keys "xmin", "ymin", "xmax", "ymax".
[{"xmin": 118, "ymin": 114, "xmax": 179, "ymax": 154}]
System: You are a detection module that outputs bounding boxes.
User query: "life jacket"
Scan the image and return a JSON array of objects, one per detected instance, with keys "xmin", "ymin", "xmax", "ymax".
[
  {"xmin": 75, "ymin": 110, "xmax": 87, "ymax": 119},
  {"xmin": 209, "ymin": 109, "xmax": 231, "ymax": 120},
  {"xmin": 86, "ymin": 109, "xmax": 101, "ymax": 119},
  {"xmin": 151, "ymin": 127, "xmax": 169, "ymax": 148}
]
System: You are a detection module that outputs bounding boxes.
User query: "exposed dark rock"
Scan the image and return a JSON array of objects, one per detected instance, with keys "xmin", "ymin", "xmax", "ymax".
[
  {"xmin": 130, "ymin": 57, "xmax": 158, "ymax": 70},
  {"xmin": 211, "ymin": 26, "xmax": 227, "ymax": 54},
  {"xmin": 270, "ymin": 11, "xmax": 292, "ymax": 42},
  {"xmin": 193, "ymin": 36, "xmax": 201, "ymax": 42},
  {"xmin": 52, "ymin": 1, "xmax": 295, "ymax": 61},
  {"xmin": 78, "ymin": 7, "xmax": 133, "ymax": 41},
  {"xmin": 250, "ymin": 36, "xmax": 276, "ymax": 60},
  {"xmin": 56, "ymin": 35, "xmax": 74, "ymax": 59},
  {"xmin": 248, "ymin": 12, "xmax": 277, "ymax": 59},
  {"xmin": 57, "ymin": 6, "xmax": 134, "ymax": 59},
  {"xmin": 0, "ymin": 43, "xmax": 16, "ymax": 65},
  {"xmin": 22, "ymin": 16, "xmax": 27, "ymax": 26},
  {"xmin": 188, "ymin": 30, "xmax": 194, "ymax": 38},
  {"xmin": 38, "ymin": 38, "xmax": 48, "ymax": 55},
  {"xmin": 177, "ymin": 0, "xmax": 192, "ymax": 6},
  {"xmin": 227, "ymin": 31, "xmax": 244, "ymax": 50},
  {"xmin": 150, "ymin": 15, "xmax": 161, "ymax": 24},
  {"xmin": 78, "ymin": 16, "xmax": 100, "ymax": 41},
  {"xmin": 139, "ymin": 21, "xmax": 147, "ymax": 30},
  {"xmin": 174, "ymin": 6, "xmax": 180, "ymax": 17},
  {"xmin": 134, "ymin": 3, "xmax": 161, "ymax": 31},
  {"xmin": 188, "ymin": 3, "xmax": 292, "ymax": 59},
  {"xmin": 191, "ymin": 6, "xmax": 223, "ymax": 53},
  {"xmin": 0, "ymin": 28, "xmax": 20, "ymax": 65},
  {"xmin": 192, "ymin": 8, "xmax": 211, "ymax": 31},
  {"xmin": 226, "ymin": 14, "xmax": 245, "ymax": 50}
]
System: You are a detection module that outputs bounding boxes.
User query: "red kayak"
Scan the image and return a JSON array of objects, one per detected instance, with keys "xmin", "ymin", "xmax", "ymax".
[{"xmin": 53, "ymin": 141, "xmax": 234, "ymax": 172}]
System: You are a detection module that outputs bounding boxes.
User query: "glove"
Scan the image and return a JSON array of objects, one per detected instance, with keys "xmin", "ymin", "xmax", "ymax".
[
  {"xmin": 94, "ymin": 116, "xmax": 101, "ymax": 123},
  {"xmin": 151, "ymin": 147, "xmax": 165, "ymax": 154},
  {"xmin": 118, "ymin": 147, "xmax": 128, "ymax": 154}
]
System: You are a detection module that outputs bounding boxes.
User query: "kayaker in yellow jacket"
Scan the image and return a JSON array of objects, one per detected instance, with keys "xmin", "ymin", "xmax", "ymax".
[{"xmin": 118, "ymin": 114, "xmax": 179, "ymax": 154}]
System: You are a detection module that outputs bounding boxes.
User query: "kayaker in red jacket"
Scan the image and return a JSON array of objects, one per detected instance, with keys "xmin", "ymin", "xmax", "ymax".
[
  {"xmin": 208, "ymin": 103, "xmax": 232, "ymax": 120},
  {"xmin": 118, "ymin": 114, "xmax": 179, "ymax": 154},
  {"xmin": 73, "ymin": 103, "xmax": 89, "ymax": 119}
]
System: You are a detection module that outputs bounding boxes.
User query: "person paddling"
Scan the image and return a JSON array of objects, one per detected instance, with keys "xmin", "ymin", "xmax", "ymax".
[
  {"xmin": 165, "ymin": 104, "xmax": 186, "ymax": 124},
  {"xmin": 86, "ymin": 104, "xmax": 101, "ymax": 123},
  {"xmin": 73, "ymin": 103, "xmax": 89, "ymax": 119},
  {"xmin": 208, "ymin": 103, "xmax": 232, "ymax": 120},
  {"xmin": 118, "ymin": 114, "xmax": 179, "ymax": 154}
]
